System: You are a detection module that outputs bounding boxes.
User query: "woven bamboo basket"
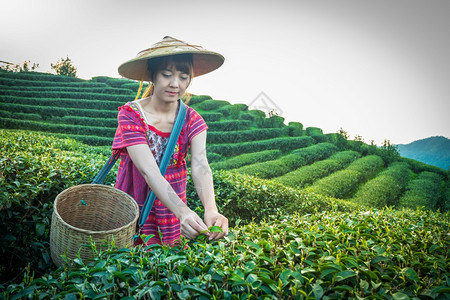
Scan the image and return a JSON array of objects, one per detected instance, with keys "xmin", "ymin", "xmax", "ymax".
[{"xmin": 50, "ymin": 184, "xmax": 139, "ymax": 267}]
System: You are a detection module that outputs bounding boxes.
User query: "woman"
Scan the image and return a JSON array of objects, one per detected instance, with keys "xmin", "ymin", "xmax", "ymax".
[{"xmin": 112, "ymin": 36, "xmax": 228, "ymax": 245}]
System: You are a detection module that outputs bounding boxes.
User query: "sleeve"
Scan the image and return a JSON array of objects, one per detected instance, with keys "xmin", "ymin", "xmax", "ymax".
[
  {"xmin": 187, "ymin": 107, "xmax": 208, "ymax": 143},
  {"xmin": 112, "ymin": 105, "xmax": 148, "ymax": 150}
]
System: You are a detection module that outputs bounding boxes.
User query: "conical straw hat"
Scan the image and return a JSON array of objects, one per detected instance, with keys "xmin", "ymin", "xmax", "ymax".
[{"xmin": 118, "ymin": 36, "xmax": 224, "ymax": 81}]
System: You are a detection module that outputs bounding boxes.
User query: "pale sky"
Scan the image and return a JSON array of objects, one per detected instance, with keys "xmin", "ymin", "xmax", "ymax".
[{"xmin": 1, "ymin": 0, "xmax": 449, "ymax": 145}]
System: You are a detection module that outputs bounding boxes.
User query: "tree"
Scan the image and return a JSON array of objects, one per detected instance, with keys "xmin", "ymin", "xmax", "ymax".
[
  {"xmin": 0, "ymin": 60, "xmax": 39, "ymax": 72},
  {"xmin": 51, "ymin": 56, "xmax": 77, "ymax": 77},
  {"xmin": 379, "ymin": 139, "xmax": 400, "ymax": 166}
]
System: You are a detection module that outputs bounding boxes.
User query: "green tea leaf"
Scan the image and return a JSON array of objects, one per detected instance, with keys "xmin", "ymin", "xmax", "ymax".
[
  {"xmin": 209, "ymin": 225, "xmax": 223, "ymax": 233},
  {"xmin": 336, "ymin": 270, "xmax": 357, "ymax": 282},
  {"xmin": 182, "ymin": 285, "xmax": 211, "ymax": 298},
  {"xmin": 312, "ymin": 283, "xmax": 324, "ymax": 300},
  {"xmin": 245, "ymin": 241, "xmax": 261, "ymax": 251},
  {"xmin": 402, "ymin": 268, "xmax": 419, "ymax": 282},
  {"xmin": 391, "ymin": 292, "xmax": 410, "ymax": 300}
]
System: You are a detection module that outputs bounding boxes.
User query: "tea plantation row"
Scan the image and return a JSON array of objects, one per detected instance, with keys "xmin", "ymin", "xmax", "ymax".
[
  {"xmin": 1, "ymin": 129, "xmax": 449, "ymax": 299},
  {"xmin": 0, "ymin": 70, "xmax": 448, "ymax": 214}
]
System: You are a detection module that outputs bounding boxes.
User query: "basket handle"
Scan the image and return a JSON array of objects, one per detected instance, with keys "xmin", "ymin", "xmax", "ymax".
[{"xmin": 92, "ymin": 151, "xmax": 121, "ymax": 184}]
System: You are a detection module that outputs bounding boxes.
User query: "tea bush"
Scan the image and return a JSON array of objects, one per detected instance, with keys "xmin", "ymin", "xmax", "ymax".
[
  {"xmin": 216, "ymin": 103, "xmax": 248, "ymax": 118},
  {"xmin": 399, "ymin": 171, "xmax": 446, "ymax": 211},
  {"xmin": 0, "ymin": 70, "xmax": 83, "ymax": 82},
  {"xmin": 207, "ymin": 128, "xmax": 287, "ymax": 144},
  {"xmin": 262, "ymin": 115, "xmax": 285, "ymax": 128},
  {"xmin": 0, "ymin": 102, "xmax": 117, "ymax": 119},
  {"xmin": 274, "ymin": 150, "xmax": 361, "ymax": 188},
  {"xmin": 56, "ymin": 115, "xmax": 117, "ymax": 128},
  {"xmin": 351, "ymin": 162, "xmax": 412, "ymax": 208},
  {"xmin": 191, "ymin": 99, "xmax": 230, "ymax": 111},
  {"xmin": 2, "ymin": 208, "xmax": 449, "ymax": 299},
  {"xmin": 206, "ymin": 152, "xmax": 224, "ymax": 163},
  {"xmin": 199, "ymin": 112, "xmax": 223, "ymax": 122},
  {"xmin": 235, "ymin": 143, "xmax": 337, "ymax": 179},
  {"xmin": 0, "ymin": 110, "xmax": 42, "ymax": 122},
  {"xmin": 305, "ymin": 126, "xmax": 323, "ymax": 136},
  {"xmin": 288, "ymin": 121, "xmax": 304, "ymax": 137},
  {"xmin": 402, "ymin": 157, "xmax": 448, "ymax": 179},
  {"xmin": 1, "ymin": 95, "xmax": 124, "ymax": 110},
  {"xmin": 208, "ymin": 136, "xmax": 315, "ymax": 158},
  {"xmin": 0, "ymin": 89, "xmax": 131, "ymax": 102},
  {"xmin": 210, "ymin": 150, "xmax": 282, "ymax": 170},
  {"xmin": 0, "ymin": 84, "xmax": 133, "ymax": 96},
  {"xmin": 0, "ymin": 77, "xmax": 108, "ymax": 88},
  {"xmin": 206, "ymin": 120, "xmax": 253, "ymax": 132},
  {"xmin": 185, "ymin": 95, "xmax": 212, "ymax": 105},
  {"xmin": 0, "ymin": 129, "xmax": 115, "ymax": 282},
  {"xmin": 0, "ymin": 118, "xmax": 116, "ymax": 137},
  {"xmin": 306, "ymin": 155, "xmax": 384, "ymax": 199}
]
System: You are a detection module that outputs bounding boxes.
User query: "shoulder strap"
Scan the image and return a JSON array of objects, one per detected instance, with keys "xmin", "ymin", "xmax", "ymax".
[
  {"xmin": 137, "ymin": 100, "xmax": 187, "ymax": 229},
  {"xmin": 92, "ymin": 100, "xmax": 188, "ymax": 239}
]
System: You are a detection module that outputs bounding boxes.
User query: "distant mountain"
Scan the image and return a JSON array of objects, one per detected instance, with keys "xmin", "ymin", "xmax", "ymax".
[{"xmin": 397, "ymin": 136, "xmax": 450, "ymax": 170}]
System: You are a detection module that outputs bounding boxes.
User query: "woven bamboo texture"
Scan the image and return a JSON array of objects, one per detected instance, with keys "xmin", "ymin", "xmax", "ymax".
[{"xmin": 50, "ymin": 184, "xmax": 139, "ymax": 267}]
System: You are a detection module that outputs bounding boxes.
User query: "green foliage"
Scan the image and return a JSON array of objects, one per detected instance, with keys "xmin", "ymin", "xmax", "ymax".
[
  {"xmin": 207, "ymin": 120, "xmax": 253, "ymax": 132},
  {"xmin": 51, "ymin": 56, "xmax": 77, "ymax": 77},
  {"xmin": 191, "ymin": 99, "xmax": 230, "ymax": 111},
  {"xmin": 274, "ymin": 150, "xmax": 361, "ymax": 188},
  {"xmin": 378, "ymin": 139, "xmax": 401, "ymax": 166},
  {"xmin": 0, "ymin": 102, "xmax": 117, "ymax": 119},
  {"xmin": 0, "ymin": 129, "xmax": 114, "ymax": 282},
  {"xmin": 263, "ymin": 115, "xmax": 285, "ymax": 128},
  {"xmin": 186, "ymin": 94, "xmax": 212, "ymax": 105},
  {"xmin": 208, "ymin": 136, "xmax": 315, "ymax": 157},
  {"xmin": 217, "ymin": 103, "xmax": 248, "ymax": 118},
  {"xmin": 210, "ymin": 150, "xmax": 282, "ymax": 170},
  {"xmin": 402, "ymin": 157, "xmax": 448, "ymax": 179},
  {"xmin": 188, "ymin": 169, "xmax": 358, "ymax": 225},
  {"xmin": 288, "ymin": 121, "xmax": 304, "ymax": 137},
  {"xmin": 207, "ymin": 128, "xmax": 288, "ymax": 144},
  {"xmin": 399, "ymin": 171, "xmax": 446, "ymax": 211},
  {"xmin": 351, "ymin": 162, "xmax": 412, "ymax": 208},
  {"xmin": 2, "ymin": 208, "xmax": 449, "ymax": 299},
  {"xmin": 1, "ymin": 89, "xmax": 130, "ymax": 102},
  {"xmin": 235, "ymin": 143, "xmax": 337, "ymax": 179},
  {"xmin": 0, "ymin": 70, "xmax": 83, "ymax": 82},
  {"xmin": 206, "ymin": 152, "xmax": 224, "ymax": 163},
  {"xmin": 306, "ymin": 155, "xmax": 385, "ymax": 199},
  {"xmin": 306, "ymin": 127, "xmax": 323, "ymax": 136},
  {"xmin": 326, "ymin": 132, "xmax": 350, "ymax": 151},
  {"xmin": 0, "ymin": 117, "xmax": 116, "ymax": 138},
  {"xmin": 199, "ymin": 112, "xmax": 223, "ymax": 122}
]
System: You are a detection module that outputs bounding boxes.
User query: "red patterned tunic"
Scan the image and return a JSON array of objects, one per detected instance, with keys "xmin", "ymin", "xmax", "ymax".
[{"xmin": 112, "ymin": 100, "xmax": 207, "ymax": 245}]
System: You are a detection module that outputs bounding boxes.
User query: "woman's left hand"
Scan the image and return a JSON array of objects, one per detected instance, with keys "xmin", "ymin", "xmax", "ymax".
[{"xmin": 204, "ymin": 211, "xmax": 229, "ymax": 241}]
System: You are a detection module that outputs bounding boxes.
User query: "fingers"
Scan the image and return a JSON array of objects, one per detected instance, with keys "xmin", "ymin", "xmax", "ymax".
[
  {"xmin": 180, "ymin": 211, "xmax": 208, "ymax": 240},
  {"xmin": 208, "ymin": 215, "xmax": 229, "ymax": 241}
]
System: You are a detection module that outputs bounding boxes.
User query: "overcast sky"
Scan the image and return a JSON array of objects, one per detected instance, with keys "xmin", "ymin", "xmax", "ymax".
[{"xmin": 1, "ymin": 0, "xmax": 449, "ymax": 145}]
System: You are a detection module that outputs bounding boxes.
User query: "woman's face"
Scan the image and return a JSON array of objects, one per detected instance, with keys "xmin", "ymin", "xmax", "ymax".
[{"xmin": 152, "ymin": 64, "xmax": 191, "ymax": 103}]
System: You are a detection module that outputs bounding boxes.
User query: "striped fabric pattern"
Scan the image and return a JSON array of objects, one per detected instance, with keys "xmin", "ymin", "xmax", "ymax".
[{"xmin": 112, "ymin": 101, "xmax": 208, "ymax": 246}]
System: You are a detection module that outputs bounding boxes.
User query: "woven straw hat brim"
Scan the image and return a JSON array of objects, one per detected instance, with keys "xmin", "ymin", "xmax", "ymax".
[{"xmin": 118, "ymin": 37, "xmax": 224, "ymax": 81}]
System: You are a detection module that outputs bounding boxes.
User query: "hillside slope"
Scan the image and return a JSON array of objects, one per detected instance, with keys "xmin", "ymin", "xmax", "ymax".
[
  {"xmin": 397, "ymin": 136, "xmax": 450, "ymax": 170},
  {"xmin": 1, "ymin": 70, "xmax": 448, "ymax": 212}
]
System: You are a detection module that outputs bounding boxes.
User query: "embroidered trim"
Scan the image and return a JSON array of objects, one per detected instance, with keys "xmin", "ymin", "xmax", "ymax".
[{"xmin": 119, "ymin": 101, "xmax": 187, "ymax": 167}]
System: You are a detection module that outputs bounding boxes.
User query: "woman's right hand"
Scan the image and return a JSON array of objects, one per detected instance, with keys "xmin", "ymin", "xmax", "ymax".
[{"xmin": 179, "ymin": 207, "xmax": 209, "ymax": 240}]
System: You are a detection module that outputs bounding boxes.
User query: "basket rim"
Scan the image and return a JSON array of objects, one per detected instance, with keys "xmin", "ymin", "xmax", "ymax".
[{"xmin": 53, "ymin": 183, "xmax": 139, "ymax": 235}]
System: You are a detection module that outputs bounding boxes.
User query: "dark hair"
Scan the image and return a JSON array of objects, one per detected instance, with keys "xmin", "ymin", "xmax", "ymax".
[{"xmin": 147, "ymin": 53, "xmax": 194, "ymax": 82}]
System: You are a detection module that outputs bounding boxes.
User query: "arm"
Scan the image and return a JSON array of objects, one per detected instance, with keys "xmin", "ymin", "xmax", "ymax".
[
  {"xmin": 126, "ymin": 144, "xmax": 208, "ymax": 239},
  {"xmin": 190, "ymin": 131, "xmax": 229, "ymax": 240}
]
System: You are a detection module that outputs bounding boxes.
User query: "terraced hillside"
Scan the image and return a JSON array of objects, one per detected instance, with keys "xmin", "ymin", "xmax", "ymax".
[{"xmin": 1, "ymin": 70, "xmax": 449, "ymax": 211}]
